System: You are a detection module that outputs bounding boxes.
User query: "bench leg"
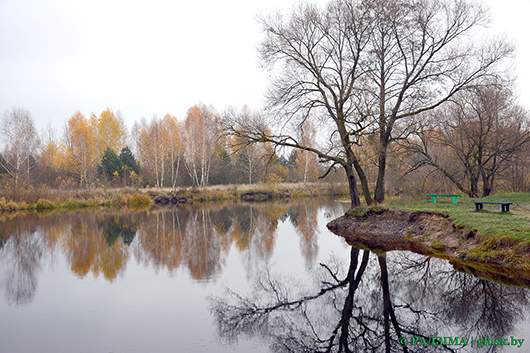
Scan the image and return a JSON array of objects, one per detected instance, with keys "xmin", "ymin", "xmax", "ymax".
[
  {"xmin": 502, "ymin": 205, "xmax": 510, "ymax": 213},
  {"xmin": 452, "ymin": 196, "xmax": 457, "ymax": 204},
  {"xmin": 432, "ymin": 196, "xmax": 436, "ymax": 203},
  {"xmin": 475, "ymin": 203, "xmax": 483, "ymax": 212}
]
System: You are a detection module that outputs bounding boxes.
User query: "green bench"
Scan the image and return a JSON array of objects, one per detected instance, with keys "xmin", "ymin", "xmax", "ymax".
[
  {"xmin": 473, "ymin": 201, "xmax": 512, "ymax": 213},
  {"xmin": 426, "ymin": 194, "xmax": 464, "ymax": 204}
]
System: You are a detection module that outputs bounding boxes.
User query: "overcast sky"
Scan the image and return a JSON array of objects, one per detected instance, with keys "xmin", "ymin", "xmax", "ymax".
[{"xmin": 1, "ymin": 0, "xmax": 529, "ymax": 134}]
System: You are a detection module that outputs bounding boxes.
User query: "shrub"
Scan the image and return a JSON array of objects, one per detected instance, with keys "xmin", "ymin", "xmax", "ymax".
[
  {"xmin": 36, "ymin": 199, "xmax": 56, "ymax": 211},
  {"xmin": 123, "ymin": 193, "xmax": 152, "ymax": 208},
  {"xmin": 59, "ymin": 199, "xmax": 78, "ymax": 210},
  {"xmin": 431, "ymin": 239, "xmax": 446, "ymax": 251},
  {"xmin": 6, "ymin": 201, "xmax": 18, "ymax": 211}
]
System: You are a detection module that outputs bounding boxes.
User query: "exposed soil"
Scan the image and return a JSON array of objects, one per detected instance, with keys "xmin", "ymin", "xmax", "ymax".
[{"xmin": 327, "ymin": 209, "xmax": 530, "ymax": 287}]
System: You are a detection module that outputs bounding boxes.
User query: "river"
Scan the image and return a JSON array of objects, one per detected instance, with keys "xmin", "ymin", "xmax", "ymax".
[{"xmin": 0, "ymin": 200, "xmax": 529, "ymax": 352}]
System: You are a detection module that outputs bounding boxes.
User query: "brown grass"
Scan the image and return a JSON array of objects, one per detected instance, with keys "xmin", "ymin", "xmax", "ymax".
[{"xmin": 0, "ymin": 182, "xmax": 347, "ymax": 213}]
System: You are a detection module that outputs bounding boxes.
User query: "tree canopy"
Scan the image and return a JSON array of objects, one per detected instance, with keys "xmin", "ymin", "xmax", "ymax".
[{"xmin": 225, "ymin": 0, "xmax": 514, "ymax": 207}]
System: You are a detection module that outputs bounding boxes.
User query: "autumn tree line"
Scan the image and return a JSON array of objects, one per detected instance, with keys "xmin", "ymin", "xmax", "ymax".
[
  {"xmin": 2, "ymin": 0, "xmax": 530, "ymax": 204},
  {"xmin": 0, "ymin": 104, "xmax": 332, "ymax": 201}
]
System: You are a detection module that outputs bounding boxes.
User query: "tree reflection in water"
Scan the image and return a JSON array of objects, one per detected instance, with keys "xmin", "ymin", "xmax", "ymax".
[
  {"xmin": 1, "ymin": 201, "xmax": 529, "ymax": 352},
  {"xmin": 0, "ymin": 215, "xmax": 45, "ymax": 306},
  {"xmin": 0, "ymin": 201, "xmax": 334, "ymax": 306},
  {"xmin": 210, "ymin": 248, "xmax": 530, "ymax": 352}
]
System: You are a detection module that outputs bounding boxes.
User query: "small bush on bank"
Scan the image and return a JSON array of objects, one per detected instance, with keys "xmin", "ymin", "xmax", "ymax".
[
  {"xmin": 36, "ymin": 199, "xmax": 56, "ymax": 210},
  {"xmin": 59, "ymin": 199, "xmax": 79, "ymax": 210},
  {"xmin": 122, "ymin": 193, "xmax": 152, "ymax": 208},
  {"xmin": 6, "ymin": 201, "xmax": 18, "ymax": 211}
]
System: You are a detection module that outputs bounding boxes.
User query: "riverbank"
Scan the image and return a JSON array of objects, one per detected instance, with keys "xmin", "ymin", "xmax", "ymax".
[
  {"xmin": 0, "ymin": 191, "xmax": 153, "ymax": 214},
  {"xmin": 327, "ymin": 193, "xmax": 530, "ymax": 283},
  {"xmin": 144, "ymin": 182, "xmax": 348, "ymax": 205},
  {"xmin": 0, "ymin": 182, "xmax": 348, "ymax": 214}
]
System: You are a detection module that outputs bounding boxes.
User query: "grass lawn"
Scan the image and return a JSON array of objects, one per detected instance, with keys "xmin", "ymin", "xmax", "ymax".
[
  {"xmin": 388, "ymin": 193, "xmax": 530, "ymax": 239},
  {"xmin": 385, "ymin": 193, "xmax": 530, "ymax": 269}
]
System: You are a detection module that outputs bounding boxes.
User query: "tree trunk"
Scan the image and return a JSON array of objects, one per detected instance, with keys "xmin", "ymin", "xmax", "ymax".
[
  {"xmin": 378, "ymin": 253, "xmax": 408, "ymax": 353},
  {"xmin": 345, "ymin": 163, "xmax": 361, "ymax": 208},
  {"xmin": 375, "ymin": 53, "xmax": 388, "ymax": 205},
  {"xmin": 352, "ymin": 159, "xmax": 373, "ymax": 205},
  {"xmin": 482, "ymin": 173, "xmax": 493, "ymax": 197},
  {"xmin": 469, "ymin": 175, "xmax": 479, "ymax": 198},
  {"xmin": 337, "ymin": 118, "xmax": 363, "ymax": 208},
  {"xmin": 374, "ymin": 146, "xmax": 387, "ymax": 204},
  {"xmin": 338, "ymin": 248, "xmax": 369, "ymax": 352}
]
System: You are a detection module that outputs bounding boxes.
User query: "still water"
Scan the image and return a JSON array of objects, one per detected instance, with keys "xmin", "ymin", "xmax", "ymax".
[{"xmin": 0, "ymin": 200, "xmax": 529, "ymax": 353}]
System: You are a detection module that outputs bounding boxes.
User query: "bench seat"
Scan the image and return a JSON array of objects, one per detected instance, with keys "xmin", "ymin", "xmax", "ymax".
[
  {"xmin": 473, "ymin": 201, "xmax": 512, "ymax": 213},
  {"xmin": 426, "ymin": 194, "xmax": 464, "ymax": 204}
]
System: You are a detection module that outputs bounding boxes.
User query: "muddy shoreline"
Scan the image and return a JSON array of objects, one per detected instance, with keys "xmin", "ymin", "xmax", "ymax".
[{"xmin": 327, "ymin": 209, "xmax": 530, "ymax": 288}]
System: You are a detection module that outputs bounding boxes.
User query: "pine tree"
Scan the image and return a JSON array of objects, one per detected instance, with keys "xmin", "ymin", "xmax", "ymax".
[
  {"xmin": 118, "ymin": 146, "xmax": 140, "ymax": 176},
  {"xmin": 101, "ymin": 147, "xmax": 122, "ymax": 180}
]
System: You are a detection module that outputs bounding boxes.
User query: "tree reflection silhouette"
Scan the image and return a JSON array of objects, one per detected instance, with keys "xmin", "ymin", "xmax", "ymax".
[
  {"xmin": 0, "ymin": 223, "xmax": 43, "ymax": 307},
  {"xmin": 390, "ymin": 252, "xmax": 528, "ymax": 345},
  {"xmin": 287, "ymin": 202, "xmax": 320, "ymax": 266},
  {"xmin": 210, "ymin": 248, "xmax": 530, "ymax": 352},
  {"xmin": 97, "ymin": 213, "xmax": 139, "ymax": 246}
]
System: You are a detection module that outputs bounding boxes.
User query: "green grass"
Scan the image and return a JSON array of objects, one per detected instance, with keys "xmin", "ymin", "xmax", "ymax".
[
  {"xmin": 388, "ymin": 193, "xmax": 530, "ymax": 240},
  {"xmin": 387, "ymin": 193, "xmax": 530, "ymax": 266},
  {"xmin": 347, "ymin": 204, "xmax": 387, "ymax": 217}
]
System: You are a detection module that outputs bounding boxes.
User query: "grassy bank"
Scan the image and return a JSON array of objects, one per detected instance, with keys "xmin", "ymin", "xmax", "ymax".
[
  {"xmin": 144, "ymin": 182, "xmax": 349, "ymax": 204},
  {"xmin": 387, "ymin": 193, "xmax": 530, "ymax": 265},
  {"xmin": 0, "ymin": 189, "xmax": 153, "ymax": 213},
  {"xmin": 0, "ymin": 182, "xmax": 349, "ymax": 214}
]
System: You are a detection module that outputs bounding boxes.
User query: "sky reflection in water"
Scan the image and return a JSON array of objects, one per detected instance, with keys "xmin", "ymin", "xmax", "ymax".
[{"xmin": 0, "ymin": 200, "xmax": 529, "ymax": 352}]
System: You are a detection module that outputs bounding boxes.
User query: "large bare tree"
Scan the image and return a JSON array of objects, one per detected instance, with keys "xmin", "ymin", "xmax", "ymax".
[{"xmin": 225, "ymin": 0, "xmax": 513, "ymax": 207}]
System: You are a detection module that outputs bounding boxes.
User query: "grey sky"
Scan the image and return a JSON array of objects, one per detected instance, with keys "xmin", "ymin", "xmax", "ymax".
[{"xmin": 1, "ymin": 0, "xmax": 529, "ymax": 134}]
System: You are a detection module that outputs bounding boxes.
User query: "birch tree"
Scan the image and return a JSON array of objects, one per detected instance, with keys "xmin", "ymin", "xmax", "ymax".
[
  {"xmin": 138, "ymin": 116, "xmax": 167, "ymax": 188},
  {"xmin": 295, "ymin": 121, "xmax": 318, "ymax": 183},
  {"xmin": 229, "ymin": 106, "xmax": 268, "ymax": 184},
  {"xmin": 136, "ymin": 114, "xmax": 183, "ymax": 188},
  {"xmin": 0, "ymin": 107, "xmax": 41, "ymax": 195},
  {"xmin": 64, "ymin": 111, "xmax": 98, "ymax": 187},
  {"xmin": 184, "ymin": 105, "xmax": 219, "ymax": 187},
  {"xmin": 162, "ymin": 114, "xmax": 183, "ymax": 189},
  {"xmin": 94, "ymin": 108, "xmax": 128, "ymax": 156}
]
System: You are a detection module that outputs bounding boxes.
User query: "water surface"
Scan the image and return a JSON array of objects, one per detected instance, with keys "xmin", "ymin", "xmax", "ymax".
[{"xmin": 0, "ymin": 200, "xmax": 529, "ymax": 352}]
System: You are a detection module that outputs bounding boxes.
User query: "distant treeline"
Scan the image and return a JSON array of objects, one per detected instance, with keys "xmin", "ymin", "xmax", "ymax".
[
  {"xmin": 1, "ymin": 98, "xmax": 530, "ymax": 204},
  {"xmin": 0, "ymin": 105, "xmax": 345, "ymax": 202}
]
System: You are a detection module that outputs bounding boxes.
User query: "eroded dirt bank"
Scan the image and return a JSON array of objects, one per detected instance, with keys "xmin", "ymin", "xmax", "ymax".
[{"xmin": 327, "ymin": 209, "xmax": 530, "ymax": 288}]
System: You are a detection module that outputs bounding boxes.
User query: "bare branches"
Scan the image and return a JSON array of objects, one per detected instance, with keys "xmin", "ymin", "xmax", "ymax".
[
  {"xmin": 223, "ymin": 108, "xmax": 345, "ymax": 169},
  {"xmin": 224, "ymin": 0, "xmax": 514, "ymax": 205},
  {"xmin": 0, "ymin": 107, "xmax": 41, "ymax": 195},
  {"xmin": 405, "ymin": 80, "xmax": 530, "ymax": 197}
]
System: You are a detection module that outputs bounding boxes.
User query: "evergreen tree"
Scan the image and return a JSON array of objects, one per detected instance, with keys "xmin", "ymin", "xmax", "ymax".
[
  {"xmin": 101, "ymin": 146, "xmax": 122, "ymax": 180},
  {"xmin": 118, "ymin": 146, "xmax": 140, "ymax": 175},
  {"xmin": 287, "ymin": 150, "xmax": 298, "ymax": 169}
]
